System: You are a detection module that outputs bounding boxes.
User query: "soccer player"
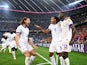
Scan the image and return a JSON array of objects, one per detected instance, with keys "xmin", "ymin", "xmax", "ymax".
[
  {"xmin": 35, "ymin": 16, "xmax": 63, "ymax": 65},
  {"xmin": 15, "ymin": 17, "xmax": 36, "ymax": 65},
  {"xmin": 3, "ymin": 32, "xmax": 12, "ymax": 53},
  {"xmin": 10, "ymin": 33, "xmax": 17, "ymax": 60},
  {"xmin": 3, "ymin": 32, "xmax": 17, "ymax": 60},
  {"xmin": 58, "ymin": 13, "xmax": 76, "ymax": 65},
  {"xmin": 0, "ymin": 36, "xmax": 7, "ymax": 53}
]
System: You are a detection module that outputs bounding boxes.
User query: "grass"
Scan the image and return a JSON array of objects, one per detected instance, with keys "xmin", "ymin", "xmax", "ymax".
[{"xmin": 0, "ymin": 47, "xmax": 87, "ymax": 65}]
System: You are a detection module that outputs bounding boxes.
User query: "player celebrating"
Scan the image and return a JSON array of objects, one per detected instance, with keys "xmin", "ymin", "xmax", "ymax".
[
  {"xmin": 15, "ymin": 17, "xmax": 36, "ymax": 65},
  {"xmin": 3, "ymin": 32, "xmax": 17, "ymax": 60},
  {"xmin": 3, "ymin": 32, "xmax": 12, "ymax": 53},
  {"xmin": 58, "ymin": 13, "xmax": 76, "ymax": 65},
  {"xmin": 10, "ymin": 33, "xmax": 17, "ymax": 60},
  {"xmin": 35, "ymin": 16, "xmax": 63, "ymax": 65},
  {"xmin": 0, "ymin": 36, "xmax": 7, "ymax": 53}
]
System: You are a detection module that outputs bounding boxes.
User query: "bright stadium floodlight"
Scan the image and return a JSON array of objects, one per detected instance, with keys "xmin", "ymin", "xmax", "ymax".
[
  {"xmin": 68, "ymin": 0, "xmax": 83, "ymax": 6},
  {"xmin": 0, "ymin": 4, "xmax": 9, "ymax": 8}
]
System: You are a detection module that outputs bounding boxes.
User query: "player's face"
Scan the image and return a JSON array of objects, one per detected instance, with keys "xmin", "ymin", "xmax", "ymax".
[
  {"xmin": 25, "ymin": 18, "xmax": 31, "ymax": 26},
  {"xmin": 50, "ymin": 17, "xmax": 56, "ymax": 24}
]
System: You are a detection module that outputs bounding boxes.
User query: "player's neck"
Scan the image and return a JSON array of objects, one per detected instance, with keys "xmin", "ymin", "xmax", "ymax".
[
  {"xmin": 22, "ymin": 24, "xmax": 27, "ymax": 28},
  {"xmin": 53, "ymin": 23, "xmax": 56, "ymax": 25}
]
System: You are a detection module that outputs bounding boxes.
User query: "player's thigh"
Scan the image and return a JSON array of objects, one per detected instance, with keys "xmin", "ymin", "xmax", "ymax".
[
  {"xmin": 27, "ymin": 44, "xmax": 34, "ymax": 52},
  {"xmin": 54, "ymin": 41, "xmax": 63, "ymax": 53},
  {"xmin": 62, "ymin": 40, "xmax": 71, "ymax": 52},
  {"xmin": 18, "ymin": 42, "xmax": 29, "ymax": 54},
  {"xmin": 30, "ymin": 50, "xmax": 36, "ymax": 56},
  {"xmin": 49, "ymin": 43, "xmax": 55, "ymax": 52}
]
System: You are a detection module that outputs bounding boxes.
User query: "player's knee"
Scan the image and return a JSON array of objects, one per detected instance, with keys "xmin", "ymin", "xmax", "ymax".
[
  {"xmin": 56, "ymin": 53, "xmax": 63, "ymax": 57},
  {"xmin": 33, "ymin": 52, "xmax": 36, "ymax": 56},
  {"xmin": 11, "ymin": 47, "xmax": 15, "ymax": 51},
  {"xmin": 24, "ymin": 51, "xmax": 30, "ymax": 57},
  {"xmin": 30, "ymin": 51, "xmax": 36, "ymax": 56},
  {"xmin": 15, "ymin": 48, "xmax": 17, "ymax": 51},
  {"xmin": 63, "ymin": 52, "xmax": 68, "ymax": 59},
  {"xmin": 49, "ymin": 52, "xmax": 54, "ymax": 57}
]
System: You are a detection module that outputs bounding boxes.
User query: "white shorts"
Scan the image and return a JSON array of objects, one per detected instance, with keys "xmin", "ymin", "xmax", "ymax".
[
  {"xmin": 49, "ymin": 40, "xmax": 62, "ymax": 53},
  {"xmin": 9, "ymin": 40, "xmax": 17, "ymax": 48},
  {"xmin": 18, "ymin": 42, "xmax": 33, "ymax": 53},
  {"xmin": 2, "ymin": 43, "xmax": 7, "ymax": 48},
  {"xmin": 6, "ymin": 41, "xmax": 10, "ymax": 46},
  {"xmin": 62, "ymin": 38, "xmax": 72, "ymax": 52}
]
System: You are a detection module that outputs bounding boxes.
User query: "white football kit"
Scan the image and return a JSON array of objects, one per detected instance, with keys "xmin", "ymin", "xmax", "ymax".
[
  {"xmin": 16, "ymin": 25, "xmax": 33, "ymax": 53},
  {"xmin": 9, "ymin": 33, "xmax": 17, "ymax": 48},
  {"xmin": 1, "ymin": 38, "xmax": 7, "ymax": 49},
  {"xmin": 3, "ymin": 33, "xmax": 12, "ymax": 46},
  {"xmin": 48, "ymin": 23, "xmax": 62, "ymax": 53},
  {"xmin": 4, "ymin": 33, "xmax": 17, "ymax": 48},
  {"xmin": 61, "ymin": 18, "xmax": 73, "ymax": 52}
]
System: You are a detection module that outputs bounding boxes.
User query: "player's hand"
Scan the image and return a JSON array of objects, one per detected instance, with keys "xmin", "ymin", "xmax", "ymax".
[
  {"xmin": 32, "ymin": 44, "xmax": 38, "ymax": 49},
  {"xmin": 34, "ymin": 25, "xmax": 42, "ymax": 29},
  {"xmin": 17, "ymin": 44, "xmax": 21, "ymax": 48},
  {"xmin": 69, "ymin": 39, "xmax": 74, "ymax": 45},
  {"xmin": 18, "ymin": 45, "xmax": 21, "ymax": 48}
]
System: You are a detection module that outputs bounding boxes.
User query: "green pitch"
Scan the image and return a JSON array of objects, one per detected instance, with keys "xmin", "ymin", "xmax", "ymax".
[{"xmin": 0, "ymin": 47, "xmax": 87, "ymax": 65}]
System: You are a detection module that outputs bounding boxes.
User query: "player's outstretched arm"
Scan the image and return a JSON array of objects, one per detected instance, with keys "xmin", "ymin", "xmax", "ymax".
[{"xmin": 34, "ymin": 25, "xmax": 50, "ymax": 34}]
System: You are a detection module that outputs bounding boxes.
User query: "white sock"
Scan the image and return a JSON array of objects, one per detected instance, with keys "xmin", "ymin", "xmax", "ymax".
[
  {"xmin": 59, "ymin": 56, "xmax": 65, "ymax": 65},
  {"xmin": 12, "ymin": 51, "xmax": 16, "ymax": 60},
  {"xmin": 50, "ymin": 56, "xmax": 56, "ymax": 65},
  {"xmin": 65, "ymin": 58, "xmax": 70, "ymax": 65},
  {"xmin": 30, "ymin": 56, "xmax": 36, "ymax": 61},
  {"xmin": 8, "ymin": 47, "xmax": 12, "ymax": 53},
  {"xmin": 56, "ymin": 55, "xmax": 58, "ymax": 65},
  {"xmin": 0, "ymin": 48, "xmax": 4, "ymax": 52},
  {"xmin": 3, "ymin": 48, "xmax": 6, "ymax": 53},
  {"xmin": 25, "ymin": 57, "xmax": 30, "ymax": 65},
  {"xmin": 29, "ymin": 56, "xmax": 36, "ymax": 64}
]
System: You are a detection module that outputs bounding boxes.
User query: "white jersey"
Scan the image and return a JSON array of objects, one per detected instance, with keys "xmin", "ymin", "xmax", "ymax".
[
  {"xmin": 16, "ymin": 25, "xmax": 29, "ymax": 43},
  {"xmin": 16, "ymin": 25, "xmax": 33, "ymax": 53},
  {"xmin": 3, "ymin": 33, "xmax": 12, "ymax": 39},
  {"xmin": 4, "ymin": 33, "xmax": 17, "ymax": 48},
  {"xmin": 4, "ymin": 33, "xmax": 14, "ymax": 41},
  {"xmin": 1, "ymin": 38, "xmax": 7, "ymax": 48},
  {"xmin": 61, "ymin": 18, "xmax": 73, "ymax": 52},
  {"xmin": 48, "ymin": 23, "xmax": 62, "ymax": 41},
  {"xmin": 3, "ymin": 33, "xmax": 12, "ymax": 46},
  {"xmin": 61, "ymin": 18, "xmax": 73, "ymax": 39},
  {"xmin": 1, "ymin": 38, "xmax": 6, "ymax": 43}
]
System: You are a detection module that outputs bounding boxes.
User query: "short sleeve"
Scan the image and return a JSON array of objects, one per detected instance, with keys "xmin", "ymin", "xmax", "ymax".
[
  {"xmin": 16, "ymin": 26, "xmax": 22, "ymax": 34},
  {"xmin": 48, "ymin": 24, "xmax": 52, "ymax": 30},
  {"xmin": 7, "ymin": 33, "xmax": 12, "ymax": 37},
  {"xmin": 68, "ymin": 19, "xmax": 73, "ymax": 26}
]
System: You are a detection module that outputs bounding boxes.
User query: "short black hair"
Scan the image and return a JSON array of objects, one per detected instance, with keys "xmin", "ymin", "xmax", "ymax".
[{"xmin": 52, "ymin": 16, "xmax": 60, "ymax": 23}]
